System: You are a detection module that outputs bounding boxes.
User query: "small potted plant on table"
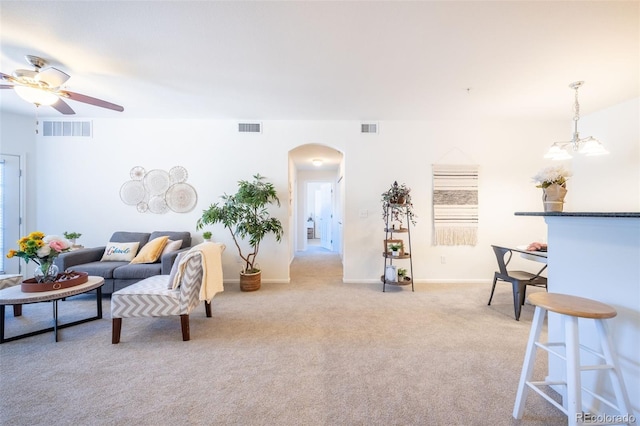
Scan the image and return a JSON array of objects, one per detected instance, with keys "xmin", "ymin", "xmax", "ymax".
[{"xmin": 63, "ymin": 231, "xmax": 82, "ymax": 246}]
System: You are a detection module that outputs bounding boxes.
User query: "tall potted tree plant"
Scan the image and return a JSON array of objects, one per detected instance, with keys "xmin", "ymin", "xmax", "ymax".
[{"xmin": 196, "ymin": 174, "xmax": 283, "ymax": 291}]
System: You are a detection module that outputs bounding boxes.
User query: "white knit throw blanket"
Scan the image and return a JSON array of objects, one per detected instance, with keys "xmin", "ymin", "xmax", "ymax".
[{"xmin": 432, "ymin": 164, "xmax": 479, "ymax": 246}]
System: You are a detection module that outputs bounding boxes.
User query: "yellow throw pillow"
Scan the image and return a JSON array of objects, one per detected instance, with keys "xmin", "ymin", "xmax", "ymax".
[{"xmin": 130, "ymin": 236, "xmax": 169, "ymax": 264}]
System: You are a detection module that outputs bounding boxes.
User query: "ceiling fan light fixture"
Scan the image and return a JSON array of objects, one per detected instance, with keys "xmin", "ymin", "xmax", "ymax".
[{"xmin": 14, "ymin": 85, "xmax": 59, "ymax": 106}]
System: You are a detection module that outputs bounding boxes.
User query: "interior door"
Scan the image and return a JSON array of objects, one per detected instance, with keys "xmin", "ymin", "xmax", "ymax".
[
  {"xmin": 1, "ymin": 154, "xmax": 21, "ymax": 274},
  {"xmin": 319, "ymin": 182, "xmax": 332, "ymax": 250}
]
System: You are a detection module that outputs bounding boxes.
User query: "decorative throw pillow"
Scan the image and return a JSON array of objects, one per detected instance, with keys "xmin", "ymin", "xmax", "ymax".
[
  {"xmin": 101, "ymin": 242, "xmax": 140, "ymax": 262},
  {"xmin": 167, "ymin": 251, "xmax": 187, "ymax": 289},
  {"xmin": 160, "ymin": 239, "xmax": 183, "ymax": 257},
  {"xmin": 130, "ymin": 236, "xmax": 169, "ymax": 264}
]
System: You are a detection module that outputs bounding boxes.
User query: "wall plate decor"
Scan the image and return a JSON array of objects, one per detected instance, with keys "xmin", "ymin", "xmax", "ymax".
[
  {"xmin": 148, "ymin": 195, "xmax": 170, "ymax": 214},
  {"xmin": 120, "ymin": 180, "xmax": 146, "ymax": 205},
  {"xmin": 143, "ymin": 169, "xmax": 171, "ymax": 195},
  {"xmin": 165, "ymin": 182, "xmax": 197, "ymax": 213},
  {"xmin": 130, "ymin": 166, "xmax": 145, "ymax": 180},
  {"xmin": 169, "ymin": 166, "xmax": 188, "ymax": 183},
  {"xmin": 120, "ymin": 165, "xmax": 197, "ymax": 214}
]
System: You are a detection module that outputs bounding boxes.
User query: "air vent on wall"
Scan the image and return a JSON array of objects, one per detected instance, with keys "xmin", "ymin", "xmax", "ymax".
[
  {"xmin": 238, "ymin": 122, "xmax": 262, "ymax": 133},
  {"xmin": 42, "ymin": 121, "xmax": 92, "ymax": 137},
  {"xmin": 361, "ymin": 123, "xmax": 378, "ymax": 134}
]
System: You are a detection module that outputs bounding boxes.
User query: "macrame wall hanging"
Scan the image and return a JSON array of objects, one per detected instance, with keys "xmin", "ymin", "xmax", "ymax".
[
  {"xmin": 120, "ymin": 166, "xmax": 197, "ymax": 214},
  {"xmin": 432, "ymin": 163, "xmax": 479, "ymax": 246}
]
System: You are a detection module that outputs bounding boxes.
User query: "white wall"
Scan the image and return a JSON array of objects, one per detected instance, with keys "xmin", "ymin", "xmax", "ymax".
[
  {"xmin": 569, "ymin": 97, "xmax": 640, "ymax": 211},
  {"xmin": 0, "ymin": 112, "xmax": 37, "ymax": 275},
  {"xmin": 4, "ymin": 100, "xmax": 637, "ymax": 284}
]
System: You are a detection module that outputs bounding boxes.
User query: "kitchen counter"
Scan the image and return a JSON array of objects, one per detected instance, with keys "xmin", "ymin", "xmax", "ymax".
[
  {"xmin": 515, "ymin": 212, "xmax": 639, "ymax": 418},
  {"xmin": 515, "ymin": 212, "xmax": 640, "ymax": 218}
]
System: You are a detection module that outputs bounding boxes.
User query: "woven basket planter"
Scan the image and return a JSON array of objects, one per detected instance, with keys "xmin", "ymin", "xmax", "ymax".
[{"xmin": 240, "ymin": 270, "xmax": 261, "ymax": 292}]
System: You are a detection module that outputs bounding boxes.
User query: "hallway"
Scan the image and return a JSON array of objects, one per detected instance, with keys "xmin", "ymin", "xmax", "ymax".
[{"xmin": 290, "ymin": 245, "xmax": 342, "ymax": 282}]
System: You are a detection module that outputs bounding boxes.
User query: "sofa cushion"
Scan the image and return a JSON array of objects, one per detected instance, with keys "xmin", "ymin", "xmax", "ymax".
[
  {"xmin": 130, "ymin": 236, "xmax": 169, "ymax": 264},
  {"xmin": 149, "ymin": 231, "xmax": 191, "ymax": 249},
  {"xmin": 101, "ymin": 242, "xmax": 140, "ymax": 262},
  {"xmin": 167, "ymin": 251, "xmax": 186, "ymax": 289},
  {"xmin": 110, "ymin": 232, "xmax": 151, "ymax": 247},
  {"xmin": 70, "ymin": 261, "xmax": 129, "ymax": 279},
  {"xmin": 112, "ymin": 262, "xmax": 163, "ymax": 280},
  {"xmin": 161, "ymin": 239, "xmax": 183, "ymax": 256},
  {"xmin": 111, "ymin": 275, "xmax": 179, "ymax": 318}
]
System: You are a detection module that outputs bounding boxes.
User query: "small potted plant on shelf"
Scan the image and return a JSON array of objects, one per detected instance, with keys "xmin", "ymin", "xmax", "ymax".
[
  {"xmin": 63, "ymin": 231, "xmax": 82, "ymax": 245},
  {"xmin": 381, "ymin": 181, "xmax": 417, "ymax": 228},
  {"xmin": 389, "ymin": 243, "xmax": 402, "ymax": 256},
  {"xmin": 202, "ymin": 231, "xmax": 212, "ymax": 242},
  {"xmin": 398, "ymin": 268, "xmax": 407, "ymax": 280},
  {"xmin": 196, "ymin": 174, "xmax": 283, "ymax": 292}
]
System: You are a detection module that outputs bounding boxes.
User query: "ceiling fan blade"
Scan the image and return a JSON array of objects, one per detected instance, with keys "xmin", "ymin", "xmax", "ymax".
[
  {"xmin": 60, "ymin": 90, "xmax": 124, "ymax": 112},
  {"xmin": 1, "ymin": 84, "xmax": 14, "ymax": 89},
  {"xmin": 37, "ymin": 67, "xmax": 70, "ymax": 88},
  {"xmin": 1, "ymin": 72, "xmax": 16, "ymax": 82},
  {"xmin": 51, "ymin": 98, "xmax": 75, "ymax": 115}
]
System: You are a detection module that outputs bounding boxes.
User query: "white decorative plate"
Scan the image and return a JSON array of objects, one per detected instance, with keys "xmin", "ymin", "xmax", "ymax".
[
  {"xmin": 136, "ymin": 202, "xmax": 149, "ymax": 213},
  {"xmin": 166, "ymin": 183, "xmax": 197, "ymax": 213},
  {"xmin": 143, "ymin": 169, "xmax": 170, "ymax": 196},
  {"xmin": 130, "ymin": 166, "xmax": 146, "ymax": 181},
  {"xmin": 169, "ymin": 166, "xmax": 188, "ymax": 183},
  {"xmin": 148, "ymin": 195, "xmax": 169, "ymax": 214},
  {"xmin": 120, "ymin": 180, "xmax": 146, "ymax": 205}
]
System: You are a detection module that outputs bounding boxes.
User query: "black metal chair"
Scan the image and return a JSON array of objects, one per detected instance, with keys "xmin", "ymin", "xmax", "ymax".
[{"xmin": 488, "ymin": 245, "xmax": 547, "ymax": 320}]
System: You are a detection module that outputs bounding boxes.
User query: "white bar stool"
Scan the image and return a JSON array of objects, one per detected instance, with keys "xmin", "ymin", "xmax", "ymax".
[{"xmin": 513, "ymin": 292, "xmax": 636, "ymax": 426}]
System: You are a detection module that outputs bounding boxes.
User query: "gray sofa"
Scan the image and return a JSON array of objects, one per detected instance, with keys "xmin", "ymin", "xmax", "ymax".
[{"xmin": 54, "ymin": 231, "xmax": 192, "ymax": 293}]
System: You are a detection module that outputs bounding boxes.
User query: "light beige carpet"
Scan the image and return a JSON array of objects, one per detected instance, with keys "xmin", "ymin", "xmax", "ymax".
[{"xmin": 0, "ymin": 247, "xmax": 564, "ymax": 425}]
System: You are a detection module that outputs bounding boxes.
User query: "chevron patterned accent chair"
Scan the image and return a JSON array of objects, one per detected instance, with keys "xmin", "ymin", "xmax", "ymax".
[{"xmin": 111, "ymin": 253, "xmax": 212, "ymax": 343}]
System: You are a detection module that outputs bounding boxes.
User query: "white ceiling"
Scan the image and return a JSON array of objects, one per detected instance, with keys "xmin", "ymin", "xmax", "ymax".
[{"xmin": 0, "ymin": 1, "xmax": 638, "ymax": 122}]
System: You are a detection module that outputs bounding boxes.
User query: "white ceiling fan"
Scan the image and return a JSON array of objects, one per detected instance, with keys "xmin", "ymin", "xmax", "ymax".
[{"xmin": 0, "ymin": 54, "xmax": 124, "ymax": 115}]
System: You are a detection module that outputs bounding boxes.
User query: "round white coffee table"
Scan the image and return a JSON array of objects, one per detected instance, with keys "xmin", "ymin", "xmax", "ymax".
[{"xmin": 0, "ymin": 276, "xmax": 105, "ymax": 343}]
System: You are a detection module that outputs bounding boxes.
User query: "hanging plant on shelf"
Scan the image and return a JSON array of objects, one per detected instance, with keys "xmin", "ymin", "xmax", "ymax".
[{"xmin": 381, "ymin": 181, "xmax": 417, "ymax": 227}]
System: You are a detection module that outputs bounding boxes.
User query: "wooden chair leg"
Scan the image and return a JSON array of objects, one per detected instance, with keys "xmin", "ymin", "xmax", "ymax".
[
  {"xmin": 112, "ymin": 318, "xmax": 122, "ymax": 344},
  {"xmin": 205, "ymin": 301, "xmax": 212, "ymax": 317},
  {"xmin": 180, "ymin": 314, "xmax": 190, "ymax": 341}
]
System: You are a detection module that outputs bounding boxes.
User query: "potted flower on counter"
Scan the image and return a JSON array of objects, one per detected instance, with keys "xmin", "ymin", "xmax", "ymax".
[{"xmin": 532, "ymin": 165, "xmax": 572, "ymax": 212}]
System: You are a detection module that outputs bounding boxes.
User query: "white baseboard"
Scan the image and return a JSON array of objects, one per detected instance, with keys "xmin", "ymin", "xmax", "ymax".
[{"xmin": 342, "ymin": 279, "xmax": 492, "ymax": 285}]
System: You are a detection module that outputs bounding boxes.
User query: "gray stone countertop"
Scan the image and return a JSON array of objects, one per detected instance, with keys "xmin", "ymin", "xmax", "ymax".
[{"xmin": 515, "ymin": 212, "xmax": 640, "ymax": 218}]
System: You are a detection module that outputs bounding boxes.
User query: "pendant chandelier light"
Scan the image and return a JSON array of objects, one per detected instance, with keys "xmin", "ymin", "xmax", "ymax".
[{"xmin": 544, "ymin": 81, "xmax": 609, "ymax": 160}]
